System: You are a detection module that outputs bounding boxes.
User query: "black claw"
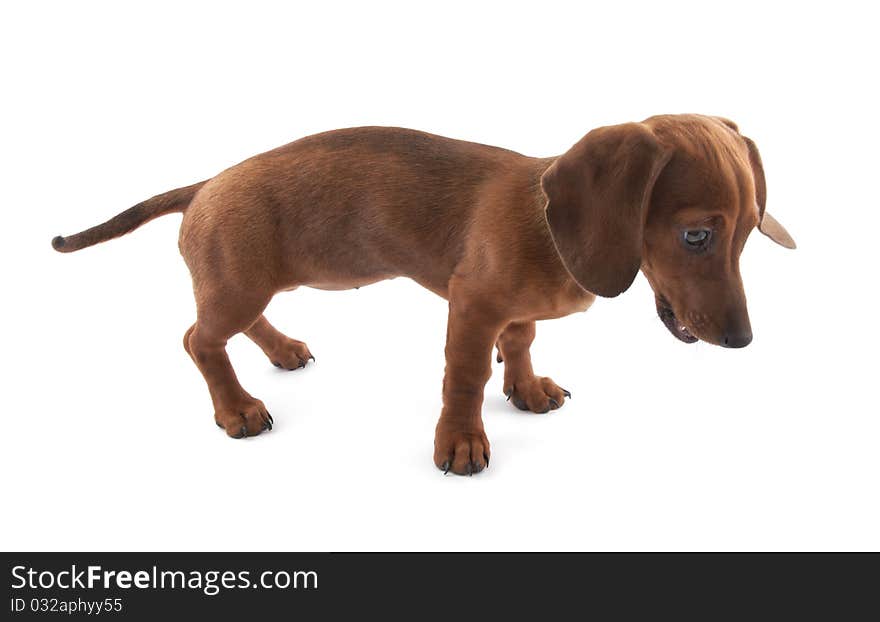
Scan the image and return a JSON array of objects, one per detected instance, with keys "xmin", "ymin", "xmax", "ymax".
[
  {"xmin": 441, "ymin": 461, "xmax": 450, "ymax": 475},
  {"xmin": 484, "ymin": 453, "xmax": 490, "ymax": 467},
  {"xmin": 309, "ymin": 355, "xmax": 316, "ymax": 362},
  {"xmin": 238, "ymin": 425, "xmax": 247, "ymax": 438},
  {"xmin": 562, "ymin": 388, "xmax": 572, "ymax": 398},
  {"xmin": 548, "ymin": 398, "xmax": 559, "ymax": 410},
  {"xmin": 506, "ymin": 386, "xmax": 514, "ymax": 401},
  {"xmin": 496, "ymin": 353, "xmax": 503, "ymax": 363},
  {"xmin": 267, "ymin": 412, "xmax": 274, "ymax": 424},
  {"xmin": 216, "ymin": 421, "xmax": 223, "ymax": 428},
  {"xmin": 466, "ymin": 463, "xmax": 473, "ymax": 476},
  {"xmin": 273, "ymin": 362, "xmax": 282, "ymax": 368}
]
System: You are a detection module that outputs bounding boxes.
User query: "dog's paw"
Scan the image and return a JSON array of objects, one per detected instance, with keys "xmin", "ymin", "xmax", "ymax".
[
  {"xmin": 270, "ymin": 339, "xmax": 314, "ymax": 371},
  {"xmin": 504, "ymin": 376, "xmax": 570, "ymax": 414},
  {"xmin": 214, "ymin": 398, "xmax": 273, "ymax": 438},
  {"xmin": 434, "ymin": 426, "xmax": 490, "ymax": 475}
]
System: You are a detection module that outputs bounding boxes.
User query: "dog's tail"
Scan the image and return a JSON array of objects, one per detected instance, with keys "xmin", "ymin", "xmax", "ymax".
[{"xmin": 51, "ymin": 179, "xmax": 209, "ymax": 253}]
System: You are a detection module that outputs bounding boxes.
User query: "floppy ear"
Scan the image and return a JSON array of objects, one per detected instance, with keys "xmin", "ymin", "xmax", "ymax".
[
  {"xmin": 740, "ymin": 133, "xmax": 797, "ymax": 249},
  {"xmin": 541, "ymin": 123, "xmax": 671, "ymax": 297}
]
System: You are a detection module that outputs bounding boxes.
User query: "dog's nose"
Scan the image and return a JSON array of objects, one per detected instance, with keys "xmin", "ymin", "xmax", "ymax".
[{"xmin": 722, "ymin": 331, "xmax": 752, "ymax": 348}]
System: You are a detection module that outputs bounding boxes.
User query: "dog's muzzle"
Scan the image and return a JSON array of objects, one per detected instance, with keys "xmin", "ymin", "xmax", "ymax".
[{"xmin": 656, "ymin": 296, "xmax": 698, "ymax": 344}]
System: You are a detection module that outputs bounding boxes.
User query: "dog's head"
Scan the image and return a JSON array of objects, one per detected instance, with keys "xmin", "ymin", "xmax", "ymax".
[{"xmin": 541, "ymin": 114, "xmax": 795, "ymax": 347}]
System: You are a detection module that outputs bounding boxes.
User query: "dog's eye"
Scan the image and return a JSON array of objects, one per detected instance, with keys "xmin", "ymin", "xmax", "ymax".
[{"xmin": 683, "ymin": 229, "xmax": 711, "ymax": 247}]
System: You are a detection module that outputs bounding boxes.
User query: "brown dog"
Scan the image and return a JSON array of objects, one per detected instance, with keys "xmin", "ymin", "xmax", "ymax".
[{"xmin": 52, "ymin": 114, "xmax": 795, "ymax": 475}]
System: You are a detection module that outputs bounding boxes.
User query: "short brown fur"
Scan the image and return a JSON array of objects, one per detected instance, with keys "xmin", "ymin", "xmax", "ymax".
[{"xmin": 53, "ymin": 114, "xmax": 795, "ymax": 474}]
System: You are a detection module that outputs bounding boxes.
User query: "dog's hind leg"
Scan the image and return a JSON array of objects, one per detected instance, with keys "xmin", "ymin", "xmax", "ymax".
[
  {"xmin": 497, "ymin": 321, "xmax": 570, "ymax": 413},
  {"xmin": 183, "ymin": 288, "xmax": 274, "ymax": 438},
  {"xmin": 245, "ymin": 315, "xmax": 314, "ymax": 371}
]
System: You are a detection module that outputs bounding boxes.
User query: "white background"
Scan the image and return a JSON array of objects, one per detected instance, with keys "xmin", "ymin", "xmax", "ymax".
[{"xmin": 2, "ymin": 1, "xmax": 877, "ymax": 551}]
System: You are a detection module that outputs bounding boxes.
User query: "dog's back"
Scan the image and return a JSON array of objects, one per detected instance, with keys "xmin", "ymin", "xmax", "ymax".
[{"xmin": 181, "ymin": 127, "xmax": 543, "ymax": 293}]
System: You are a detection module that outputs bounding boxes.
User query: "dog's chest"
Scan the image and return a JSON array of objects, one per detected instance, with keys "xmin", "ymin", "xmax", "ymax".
[
  {"xmin": 520, "ymin": 280, "xmax": 596, "ymax": 321},
  {"xmin": 552, "ymin": 288, "xmax": 596, "ymax": 317}
]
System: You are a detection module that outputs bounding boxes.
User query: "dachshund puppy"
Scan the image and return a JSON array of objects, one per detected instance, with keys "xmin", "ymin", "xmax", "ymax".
[{"xmin": 52, "ymin": 114, "xmax": 795, "ymax": 475}]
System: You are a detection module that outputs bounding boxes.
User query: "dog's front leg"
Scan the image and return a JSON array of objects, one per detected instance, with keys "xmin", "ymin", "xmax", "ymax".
[
  {"xmin": 433, "ymin": 293, "xmax": 505, "ymax": 475},
  {"xmin": 497, "ymin": 321, "xmax": 570, "ymax": 413}
]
